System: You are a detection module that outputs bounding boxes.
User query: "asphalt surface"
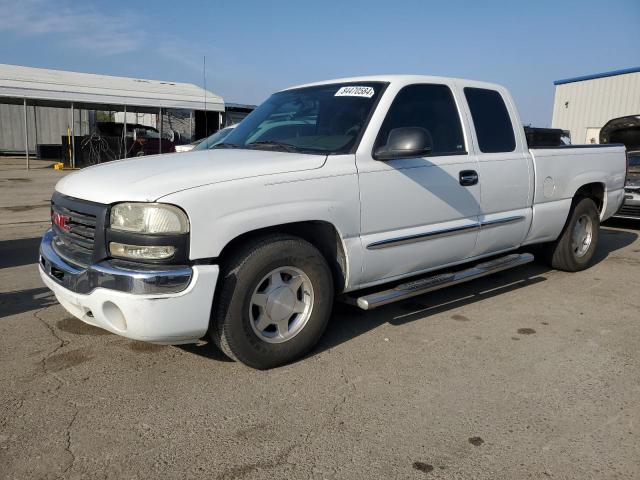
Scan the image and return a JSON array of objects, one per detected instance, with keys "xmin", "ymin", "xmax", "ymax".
[{"xmin": 1, "ymin": 157, "xmax": 639, "ymax": 479}]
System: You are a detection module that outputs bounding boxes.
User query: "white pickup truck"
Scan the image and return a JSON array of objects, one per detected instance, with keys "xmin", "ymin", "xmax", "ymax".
[{"xmin": 39, "ymin": 75, "xmax": 627, "ymax": 369}]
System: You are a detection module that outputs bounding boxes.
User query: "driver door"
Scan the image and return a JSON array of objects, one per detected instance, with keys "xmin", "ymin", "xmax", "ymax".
[{"xmin": 356, "ymin": 83, "xmax": 481, "ymax": 285}]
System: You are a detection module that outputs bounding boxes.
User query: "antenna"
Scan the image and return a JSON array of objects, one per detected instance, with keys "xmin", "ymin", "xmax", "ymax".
[{"xmin": 203, "ymin": 55, "xmax": 208, "ymax": 136}]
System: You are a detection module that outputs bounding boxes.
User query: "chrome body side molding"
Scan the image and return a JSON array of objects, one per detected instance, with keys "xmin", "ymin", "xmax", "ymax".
[
  {"xmin": 479, "ymin": 215, "xmax": 525, "ymax": 229},
  {"xmin": 366, "ymin": 215, "xmax": 525, "ymax": 250},
  {"xmin": 366, "ymin": 223, "xmax": 479, "ymax": 250}
]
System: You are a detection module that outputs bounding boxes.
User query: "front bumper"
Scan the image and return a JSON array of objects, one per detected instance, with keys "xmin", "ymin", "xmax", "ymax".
[
  {"xmin": 613, "ymin": 188, "xmax": 640, "ymax": 219},
  {"xmin": 39, "ymin": 229, "xmax": 218, "ymax": 344}
]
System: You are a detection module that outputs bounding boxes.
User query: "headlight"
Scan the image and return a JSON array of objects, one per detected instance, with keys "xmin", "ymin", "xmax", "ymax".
[{"xmin": 110, "ymin": 203, "xmax": 189, "ymax": 234}]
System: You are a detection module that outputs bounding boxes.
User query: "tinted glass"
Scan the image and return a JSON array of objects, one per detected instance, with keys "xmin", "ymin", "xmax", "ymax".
[
  {"xmin": 464, "ymin": 88, "xmax": 515, "ymax": 153},
  {"xmin": 193, "ymin": 127, "xmax": 234, "ymax": 151},
  {"xmin": 375, "ymin": 84, "xmax": 465, "ymax": 155},
  {"xmin": 221, "ymin": 82, "xmax": 385, "ymax": 155}
]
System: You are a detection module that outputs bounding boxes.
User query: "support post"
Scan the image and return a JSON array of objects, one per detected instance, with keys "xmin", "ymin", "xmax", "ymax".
[
  {"xmin": 189, "ymin": 111, "xmax": 193, "ymax": 141},
  {"xmin": 158, "ymin": 107, "xmax": 162, "ymax": 154},
  {"xmin": 123, "ymin": 105, "xmax": 127, "ymax": 159},
  {"xmin": 23, "ymin": 99, "xmax": 29, "ymax": 170},
  {"xmin": 33, "ymin": 105, "xmax": 39, "ymax": 160},
  {"xmin": 70, "ymin": 102, "xmax": 76, "ymax": 168}
]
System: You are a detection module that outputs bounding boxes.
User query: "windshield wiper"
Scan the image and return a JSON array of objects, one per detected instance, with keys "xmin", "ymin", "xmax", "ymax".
[{"xmin": 245, "ymin": 141, "xmax": 301, "ymax": 153}]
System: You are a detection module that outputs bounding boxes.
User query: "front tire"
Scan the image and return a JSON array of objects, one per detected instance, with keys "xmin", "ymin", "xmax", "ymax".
[
  {"xmin": 545, "ymin": 197, "xmax": 600, "ymax": 272},
  {"xmin": 210, "ymin": 234, "xmax": 334, "ymax": 369}
]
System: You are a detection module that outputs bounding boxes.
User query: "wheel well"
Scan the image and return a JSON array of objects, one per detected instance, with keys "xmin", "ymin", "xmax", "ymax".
[
  {"xmin": 217, "ymin": 221, "xmax": 348, "ymax": 291},
  {"xmin": 574, "ymin": 182, "xmax": 605, "ymax": 213}
]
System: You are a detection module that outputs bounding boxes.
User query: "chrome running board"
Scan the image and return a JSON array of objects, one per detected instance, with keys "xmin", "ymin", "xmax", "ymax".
[{"xmin": 350, "ymin": 253, "xmax": 534, "ymax": 310}]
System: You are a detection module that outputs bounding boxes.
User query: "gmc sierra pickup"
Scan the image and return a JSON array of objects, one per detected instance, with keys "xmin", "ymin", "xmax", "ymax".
[{"xmin": 39, "ymin": 75, "xmax": 627, "ymax": 369}]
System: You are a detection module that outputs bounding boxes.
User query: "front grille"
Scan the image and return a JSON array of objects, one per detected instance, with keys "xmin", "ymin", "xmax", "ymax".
[
  {"xmin": 617, "ymin": 204, "xmax": 640, "ymax": 218},
  {"xmin": 51, "ymin": 193, "xmax": 107, "ymax": 267},
  {"xmin": 53, "ymin": 204, "xmax": 97, "ymax": 252}
]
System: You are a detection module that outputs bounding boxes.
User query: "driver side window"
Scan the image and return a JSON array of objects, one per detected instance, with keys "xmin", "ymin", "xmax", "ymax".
[{"xmin": 375, "ymin": 84, "xmax": 466, "ymax": 155}]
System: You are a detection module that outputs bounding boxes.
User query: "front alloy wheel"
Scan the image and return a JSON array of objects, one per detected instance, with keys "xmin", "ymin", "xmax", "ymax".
[
  {"xmin": 210, "ymin": 234, "xmax": 334, "ymax": 369},
  {"xmin": 249, "ymin": 266, "xmax": 314, "ymax": 343}
]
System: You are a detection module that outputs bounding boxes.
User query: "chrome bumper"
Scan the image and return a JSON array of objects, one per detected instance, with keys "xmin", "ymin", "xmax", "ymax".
[
  {"xmin": 613, "ymin": 188, "xmax": 640, "ymax": 219},
  {"xmin": 39, "ymin": 229, "xmax": 193, "ymax": 295}
]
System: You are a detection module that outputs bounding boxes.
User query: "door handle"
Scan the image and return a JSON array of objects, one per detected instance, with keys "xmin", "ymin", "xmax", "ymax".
[{"xmin": 459, "ymin": 170, "xmax": 478, "ymax": 186}]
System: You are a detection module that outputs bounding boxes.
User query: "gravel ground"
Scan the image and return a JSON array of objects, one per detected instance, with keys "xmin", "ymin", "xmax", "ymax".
[{"xmin": 1, "ymin": 157, "xmax": 639, "ymax": 479}]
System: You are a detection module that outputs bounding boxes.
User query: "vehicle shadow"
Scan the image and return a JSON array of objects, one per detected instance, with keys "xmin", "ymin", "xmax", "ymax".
[
  {"xmin": 592, "ymin": 227, "xmax": 638, "ymax": 264},
  {"xmin": 0, "ymin": 287, "xmax": 56, "ymax": 319},
  {"xmin": 0, "ymin": 237, "xmax": 42, "ymax": 269},
  {"xmin": 312, "ymin": 225, "xmax": 638, "ymax": 358},
  {"xmin": 178, "ymin": 342, "xmax": 234, "ymax": 362},
  {"xmin": 314, "ymin": 263, "xmax": 549, "ymax": 356},
  {"xmin": 602, "ymin": 217, "xmax": 640, "ymax": 231}
]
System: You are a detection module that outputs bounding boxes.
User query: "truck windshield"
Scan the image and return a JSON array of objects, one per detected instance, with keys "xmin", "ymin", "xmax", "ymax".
[
  {"xmin": 629, "ymin": 152, "xmax": 640, "ymax": 171},
  {"xmin": 193, "ymin": 126, "xmax": 235, "ymax": 151},
  {"xmin": 218, "ymin": 82, "xmax": 385, "ymax": 155}
]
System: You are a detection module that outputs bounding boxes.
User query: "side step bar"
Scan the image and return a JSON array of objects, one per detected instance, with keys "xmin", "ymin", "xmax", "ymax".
[{"xmin": 350, "ymin": 253, "xmax": 534, "ymax": 310}]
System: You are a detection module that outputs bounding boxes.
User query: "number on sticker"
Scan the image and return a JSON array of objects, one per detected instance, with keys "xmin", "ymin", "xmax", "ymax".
[{"xmin": 335, "ymin": 86, "xmax": 375, "ymax": 98}]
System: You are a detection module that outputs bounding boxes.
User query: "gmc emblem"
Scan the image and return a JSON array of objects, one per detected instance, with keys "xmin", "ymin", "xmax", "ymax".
[{"xmin": 52, "ymin": 211, "xmax": 71, "ymax": 232}]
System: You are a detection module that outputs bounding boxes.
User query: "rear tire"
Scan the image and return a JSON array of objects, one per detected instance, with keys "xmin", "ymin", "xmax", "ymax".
[
  {"xmin": 544, "ymin": 197, "xmax": 600, "ymax": 272},
  {"xmin": 210, "ymin": 234, "xmax": 334, "ymax": 369}
]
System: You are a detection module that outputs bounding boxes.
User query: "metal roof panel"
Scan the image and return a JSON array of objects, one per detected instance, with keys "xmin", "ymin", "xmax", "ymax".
[
  {"xmin": 0, "ymin": 63, "xmax": 224, "ymax": 111},
  {"xmin": 554, "ymin": 67, "xmax": 640, "ymax": 85}
]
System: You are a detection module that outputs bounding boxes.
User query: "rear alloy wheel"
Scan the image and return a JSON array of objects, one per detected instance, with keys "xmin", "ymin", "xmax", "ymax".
[
  {"xmin": 546, "ymin": 196, "xmax": 600, "ymax": 272},
  {"xmin": 571, "ymin": 214, "xmax": 594, "ymax": 258},
  {"xmin": 210, "ymin": 234, "xmax": 333, "ymax": 369}
]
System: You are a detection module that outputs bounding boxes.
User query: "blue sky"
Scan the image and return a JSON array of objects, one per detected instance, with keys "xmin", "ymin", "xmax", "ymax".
[{"xmin": 0, "ymin": 0, "xmax": 638, "ymax": 126}]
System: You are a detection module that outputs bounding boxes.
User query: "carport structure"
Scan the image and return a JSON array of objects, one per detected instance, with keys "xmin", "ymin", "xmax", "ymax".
[{"xmin": 0, "ymin": 64, "xmax": 225, "ymax": 169}]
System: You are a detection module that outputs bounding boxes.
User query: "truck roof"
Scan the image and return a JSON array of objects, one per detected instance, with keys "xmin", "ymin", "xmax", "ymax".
[{"xmin": 283, "ymin": 74, "xmax": 507, "ymax": 93}]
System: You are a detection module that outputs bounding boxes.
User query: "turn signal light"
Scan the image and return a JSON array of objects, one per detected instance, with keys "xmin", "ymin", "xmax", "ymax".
[{"xmin": 109, "ymin": 242, "xmax": 176, "ymax": 260}]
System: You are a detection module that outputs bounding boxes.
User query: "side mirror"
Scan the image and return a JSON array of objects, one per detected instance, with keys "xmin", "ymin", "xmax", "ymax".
[{"xmin": 374, "ymin": 127, "xmax": 433, "ymax": 160}]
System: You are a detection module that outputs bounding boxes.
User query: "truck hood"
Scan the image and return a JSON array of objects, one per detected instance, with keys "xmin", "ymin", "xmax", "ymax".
[{"xmin": 55, "ymin": 149, "xmax": 327, "ymax": 204}]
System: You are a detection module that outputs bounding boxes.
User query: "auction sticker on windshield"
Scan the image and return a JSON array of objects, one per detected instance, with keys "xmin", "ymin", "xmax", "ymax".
[{"xmin": 334, "ymin": 86, "xmax": 375, "ymax": 98}]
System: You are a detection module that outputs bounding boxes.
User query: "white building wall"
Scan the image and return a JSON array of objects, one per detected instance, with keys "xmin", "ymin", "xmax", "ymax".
[
  {"xmin": 0, "ymin": 104, "xmax": 89, "ymax": 153},
  {"xmin": 551, "ymin": 71, "xmax": 640, "ymax": 144},
  {"xmin": 113, "ymin": 112, "xmax": 157, "ymax": 129}
]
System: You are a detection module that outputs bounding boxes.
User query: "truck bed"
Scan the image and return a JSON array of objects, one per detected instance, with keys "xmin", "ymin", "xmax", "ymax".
[{"xmin": 523, "ymin": 144, "xmax": 627, "ymax": 246}]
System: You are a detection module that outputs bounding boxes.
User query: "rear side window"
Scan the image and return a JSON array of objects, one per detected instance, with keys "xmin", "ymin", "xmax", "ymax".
[
  {"xmin": 376, "ymin": 84, "xmax": 465, "ymax": 155},
  {"xmin": 464, "ymin": 87, "xmax": 515, "ymax": 153}
]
